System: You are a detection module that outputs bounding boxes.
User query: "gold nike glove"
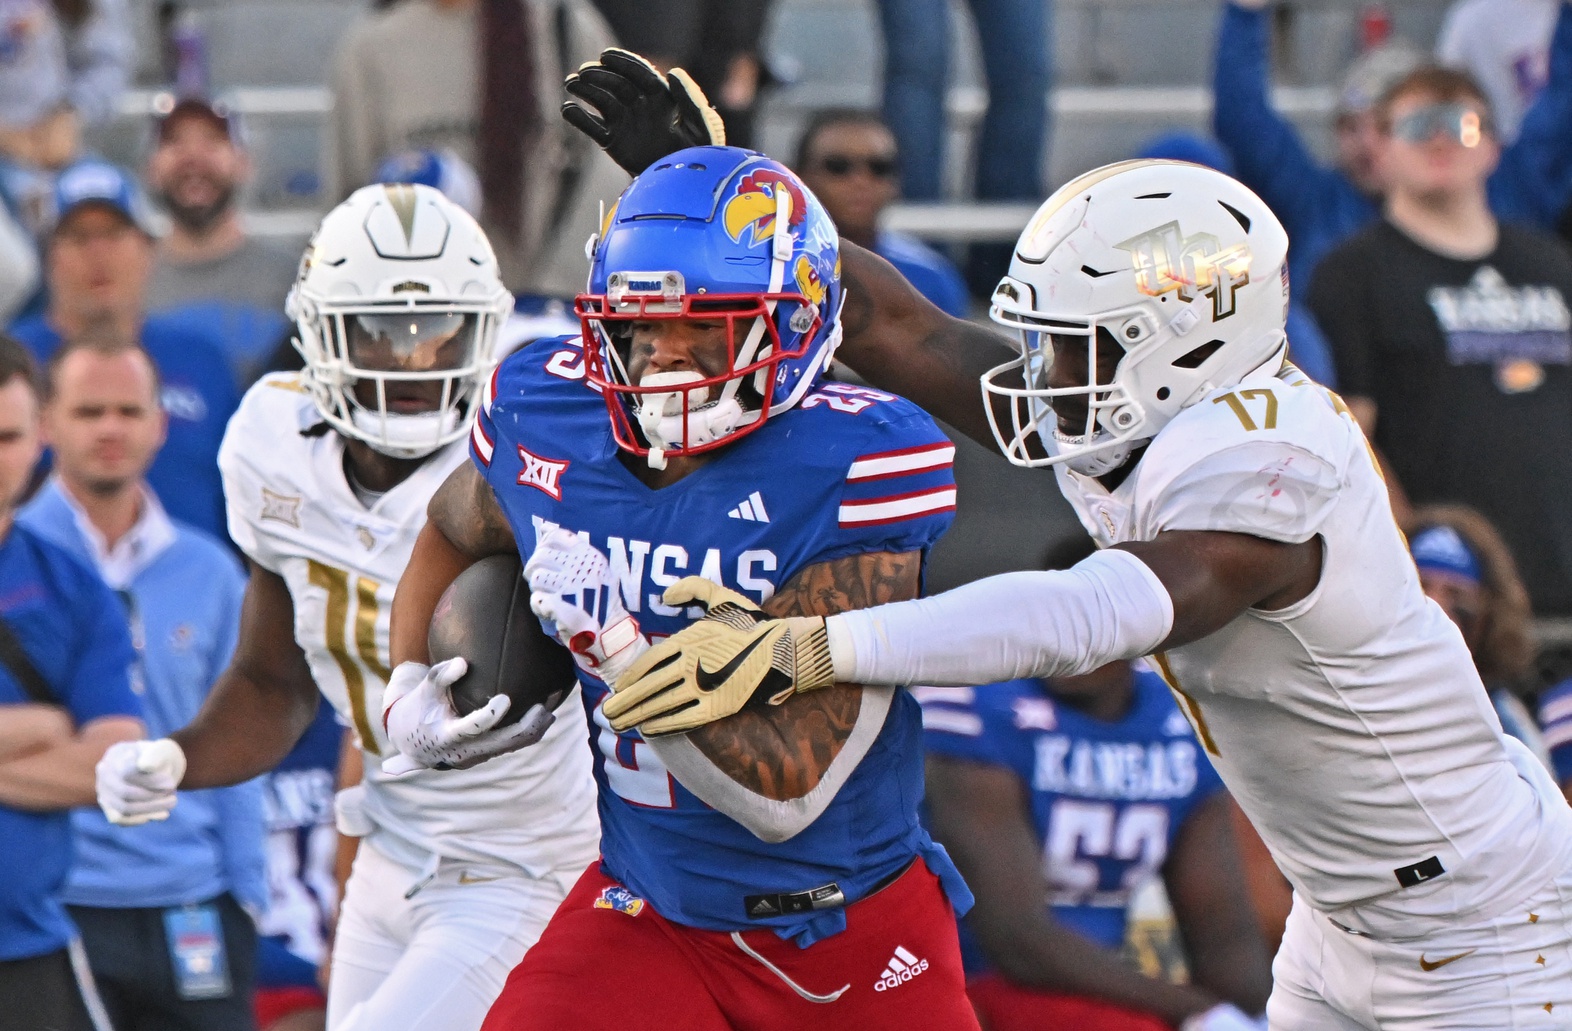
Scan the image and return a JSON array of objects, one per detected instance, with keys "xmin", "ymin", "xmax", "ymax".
[{"xmin": 606, "ymin": 576, "xmax": 837, "ymax": 736}]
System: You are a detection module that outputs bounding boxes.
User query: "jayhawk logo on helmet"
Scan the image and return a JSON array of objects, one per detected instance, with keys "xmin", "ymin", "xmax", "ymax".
[
  {"xmin": 793, "ymin": 255, "xmax": 827, "ymax": 308},
  {"xmin": 723, "ymin": 169, "xmax": 808, "ymax": 248}
]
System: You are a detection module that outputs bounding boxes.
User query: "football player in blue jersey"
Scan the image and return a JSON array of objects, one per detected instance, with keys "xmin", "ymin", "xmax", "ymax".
[
  {"xmin": 920, "ymin": 542, "xmax": 1272, "ymax": 1031},
  {"xmin": 381, "ymin": 146, "xmax": 983, "ymax": 1031}
]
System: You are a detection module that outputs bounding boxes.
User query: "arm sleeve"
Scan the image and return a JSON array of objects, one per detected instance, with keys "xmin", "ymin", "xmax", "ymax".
[
  {"xmin": 1492, "ymin": 2, "xmax": 1572, "ymax": 225},
  {"xmin": 827, "ymin": 549, "xmax": 1174, "ymax": 687},
  {"xmin": 1211, "ymin": 2, "xmax": 1338, "ymax": 240},
  {"xmin": 1307, "ymin": 244, "xmax": 1376, "ymax": 398},
  {"xmin": 62, "ymin": 0, "xmax": 132, "ymax": 124},
  {"xmin": 64, "ymin": 577, "xmax": 140, "ymax": 725}
]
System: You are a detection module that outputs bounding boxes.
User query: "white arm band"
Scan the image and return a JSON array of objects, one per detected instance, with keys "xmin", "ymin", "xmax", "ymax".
[{"xmin": 825, "ymin": 548, "xmax": 1175, "ymax": 686}]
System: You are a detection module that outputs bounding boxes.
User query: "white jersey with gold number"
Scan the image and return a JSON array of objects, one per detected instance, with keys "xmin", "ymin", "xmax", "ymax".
[
  {"xmin": 219, "ymin": 374, "xmax": 600, "ymax": 877},
  {"xmin": 1058, "ymin": 363, "xmax": 1572, "ymax": 937}
]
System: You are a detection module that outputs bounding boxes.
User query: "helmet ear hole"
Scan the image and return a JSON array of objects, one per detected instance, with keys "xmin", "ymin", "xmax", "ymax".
[
  {"xmin": 1172, "ymin": 339, "xmax": 1225, "ymax": 369},
  {"xmin": 1156, "ymin": 386, "xmax": 1171, "ymax": 401}
]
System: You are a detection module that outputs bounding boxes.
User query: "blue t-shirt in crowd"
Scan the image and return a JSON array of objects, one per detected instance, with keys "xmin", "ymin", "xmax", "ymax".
[
  {"xmin": 8, "ymin": 314, "xmax": 241, "ymax": 541},
  {"xmin": 1213, "ymin": 0, "xmax": 1572, "ymax": 292},
  {"xmin": 153, "ymin": 302, "xmax": 290, "ymax": 390},
  {"xmin": 0, "ymin": 523, "xmax": 140, "ymax": 962},
  {"xmin": 919, "ymin": 670, "xmax": 1225, "ymax": 968},
  {"xmin": 18, "ymin": 482, "xmax": 264, "ymax": 915},
  {"xmin": 876, "ymin": 231, "xmax": 971, "ymax": 318}
]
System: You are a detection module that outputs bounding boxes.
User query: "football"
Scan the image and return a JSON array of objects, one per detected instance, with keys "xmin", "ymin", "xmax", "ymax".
[{"xmin": 428, "ymin": 554, "xmax": 578, "ymax": 725}]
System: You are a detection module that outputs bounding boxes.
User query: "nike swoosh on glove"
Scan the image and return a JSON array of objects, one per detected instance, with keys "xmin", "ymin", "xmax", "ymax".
[
  {"xmin": 562, "ymin": 48, "xmax": 725, "ymax": 176},
  {"xmin": 526, "ymin": 526, "xmax": 649, "ymax": 685},
  {"xmin": 97, "ymin": 738, "xmax": 187, "ymax": 826},
  {"xmin": 606, "ymin": 576, "xmax": 836, "ymax": 736},
  {"xmin": 380, "ymin": 658, "xmax": 554, "ymax": 774}
]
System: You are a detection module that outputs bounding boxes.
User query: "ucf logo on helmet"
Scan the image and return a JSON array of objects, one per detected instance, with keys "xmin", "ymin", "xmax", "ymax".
[{"xmin": 1116, "ymin": 220, "xmax": 1252, "ymax": 320}]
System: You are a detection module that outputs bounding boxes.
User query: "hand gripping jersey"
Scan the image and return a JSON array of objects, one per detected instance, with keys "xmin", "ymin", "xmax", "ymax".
[
  {"xmin": 219, "ymin": 374, "xmax": 600, "ymax": 876},
  {"xmin": 918, "ymin": 670, "xmax": 1224, "ymax": 952},
  {"xmin": 1056, "ymin": 363, "xmax": 1572, "ymax": 936},
  {"xmin": 472, "ymin": 338, "xmax": 967, "ymax": 945}
]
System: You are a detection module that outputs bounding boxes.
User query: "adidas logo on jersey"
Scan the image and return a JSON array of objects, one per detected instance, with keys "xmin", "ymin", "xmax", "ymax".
[
  {"xmin": 873, "ymin": 946, "xmax": 928, "ymax": 992},
  {"xmin": 727, "ymin": 491, "xmax": 770, "ymax": 523}
]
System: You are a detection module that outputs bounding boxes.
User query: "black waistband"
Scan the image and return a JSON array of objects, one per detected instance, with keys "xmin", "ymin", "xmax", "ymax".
[{"xmin": 743, "ymin": 857, "xmax": 915, "ymax": 920}]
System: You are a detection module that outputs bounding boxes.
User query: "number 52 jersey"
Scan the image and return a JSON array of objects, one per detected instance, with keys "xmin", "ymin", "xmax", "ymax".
[{"xmin": 219, "ymin": 374, "xmax": 600, "ymax": 877}]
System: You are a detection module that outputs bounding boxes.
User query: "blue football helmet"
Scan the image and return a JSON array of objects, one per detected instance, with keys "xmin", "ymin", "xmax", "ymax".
[{"xmin": 578, "ymin": 146, "xmax": 843, "ymax": 467}]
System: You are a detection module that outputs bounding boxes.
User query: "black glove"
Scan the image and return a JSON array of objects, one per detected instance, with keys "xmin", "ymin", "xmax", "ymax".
[{"xmin": 562, "ymin": 48, "xmax": 727, "ymax": 177}]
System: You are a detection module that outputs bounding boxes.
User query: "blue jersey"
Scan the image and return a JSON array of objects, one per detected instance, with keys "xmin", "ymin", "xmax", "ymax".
[
  {"xmin": 919, "ymin": 670, "xmax": 1225, "ymax": 954},
  {"xmin": 1539, "ymin": 679, "xmax": 1572, "ymax": 787},
  {"xmin": 474, "ymin": 337, "xmax": 962, "ymax": 945}
]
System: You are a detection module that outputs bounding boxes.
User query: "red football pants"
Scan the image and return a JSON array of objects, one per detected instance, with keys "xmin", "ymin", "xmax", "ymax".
[
  {"xmin": 481, "ymin": 859, "xmax": 981, "ymax": 1031},
  {"xmin": 967, "ymin": 973, "xmax": 1173, "ymax": 1031}
]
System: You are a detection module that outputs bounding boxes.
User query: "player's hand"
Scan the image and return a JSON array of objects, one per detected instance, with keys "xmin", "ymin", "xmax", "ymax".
[
  {"xmin": 380, "ymin": 659, "xmax": 554, "ymax": 774},
  {"xmin": 526, "ymin": 527, "xmax": 649, "ymax": 685},
  {"xmin": 562, "ymin": 48, "xmax": 726, "ymax": 176},
  {"xmin": 1181, "ymin": 1004, "xmax": 1268, "ymax": 1031},
  {"xmin": 96, "ymin": 738, "xmax": 187, "ymax": 826},
  {"xmin": 606, "ymin": 576, "xmax": 837, "ymax": 736}
]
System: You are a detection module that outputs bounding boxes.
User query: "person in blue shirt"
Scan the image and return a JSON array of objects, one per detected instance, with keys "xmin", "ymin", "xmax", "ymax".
[
  {"xmin": 7, "ymin": 158, "xmax": 241, "ymax": 543},
  {"xmin": 0, "ymin": 334, "xmax": 143, "ymax": 1031},
  {"xmin": 18, "ymin": 335, "xmax": 262, "ymax": 1031},
  {"xmin": 1212, "ymin": 0, "xmax": 1572, "ymax": 292},
  {"xmin": 796, "ymin": 110, "xmax": 970, "ymax": 319},
  {"xmin": 919, "ymin": 549, "xmax": 1271, "ymax": 1031}
]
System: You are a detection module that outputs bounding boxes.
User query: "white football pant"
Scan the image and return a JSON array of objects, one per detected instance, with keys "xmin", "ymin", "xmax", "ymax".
[
  {"xmin": 326, "ymin": 840, "xmax": 579, "ymax": 1031},
  {"xmin": 1267, "ymin": 866, "xmax": 1572, "ymax": 1030}
]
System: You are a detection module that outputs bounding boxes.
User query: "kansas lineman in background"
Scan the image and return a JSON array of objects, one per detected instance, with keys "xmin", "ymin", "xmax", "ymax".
[
  {"xmin": 94, "ymin": 183, "xmax": 600, "ymax": 1031},
  {"xmin": 611, "ymin": 159, "xmax": 1572, "ymax": 1028}
]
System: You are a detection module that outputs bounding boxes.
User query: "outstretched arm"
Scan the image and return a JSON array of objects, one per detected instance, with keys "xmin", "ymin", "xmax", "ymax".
[
  {"xmin": 925, "ymin": 754, "xmax": 1221, "ymax": 1024},
  {"xmin": 836, "ymin": 242, "xmax": 1014, "ymax": 450}
]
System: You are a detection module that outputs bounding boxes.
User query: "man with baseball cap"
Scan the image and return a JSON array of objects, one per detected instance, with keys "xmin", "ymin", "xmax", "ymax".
[
  {"xmin": 7, "ymin": 159, "xmax": 239, "ymax": 543},
  {"xmin": 145, "ymin": 97, "xmax": 298, "ymax": 388}
]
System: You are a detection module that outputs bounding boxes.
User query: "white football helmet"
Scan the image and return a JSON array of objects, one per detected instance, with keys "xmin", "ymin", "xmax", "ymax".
[
  {"xmin": 984, "ymin": 160, "xmax": 1291, "ymax": 476},
  {"xmin": 289, "ymin": 183, "xmax": 513, "ymax": 459}
]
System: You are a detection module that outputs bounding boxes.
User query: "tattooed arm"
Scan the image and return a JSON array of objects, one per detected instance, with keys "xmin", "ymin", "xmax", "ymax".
[
  {"xmin": 682, "ymin": 550, "xmax": 921, "ymax": 801},
  {"xmin": 390, "ymin": 462, "xmax": 518, "ymax": 666}
]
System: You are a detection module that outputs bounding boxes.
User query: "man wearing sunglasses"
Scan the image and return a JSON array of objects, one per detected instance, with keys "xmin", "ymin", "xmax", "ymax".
[
  {"xmin": 1310, "ymin": 67, "xmax": 1572, "ymax": 621},
  {"xmin": 796, "ymin": 111, "xmax": 969, "ymax": 319}
]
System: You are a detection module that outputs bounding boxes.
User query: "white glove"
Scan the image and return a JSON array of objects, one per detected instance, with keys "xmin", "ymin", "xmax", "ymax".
[
  {"xmin": 380, "ymin": 658, "xmax": 555, "ymax": 775},
  {"xmin": 96, "ymin": 738, "xmax": 187, "ymax": 826},
  {"xmin": 525, "ymin": 527, "xmax": 649, "ymax": 685},
  {"xmin": 1181, "ymin": 1004, "xmax": 1268, "ymax": 1031}
]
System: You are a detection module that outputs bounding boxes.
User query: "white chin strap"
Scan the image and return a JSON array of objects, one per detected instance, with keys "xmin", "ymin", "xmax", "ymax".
[
  {"xmin": 351, "ymin": 408, "xmax": 461, "ymax": 459},
  {"xmin": 1052, "ymin": 428, "xmax": 1146, "ymax": 478},
  {"xmin": 636, "ymin": 370, "xmax": 747, "ymax": 469}
]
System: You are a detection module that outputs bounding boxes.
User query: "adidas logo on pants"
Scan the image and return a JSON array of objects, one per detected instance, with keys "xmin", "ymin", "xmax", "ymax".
[{"xmin": 873, "ymin": 946, "xmax": 929, "ymax": 992}]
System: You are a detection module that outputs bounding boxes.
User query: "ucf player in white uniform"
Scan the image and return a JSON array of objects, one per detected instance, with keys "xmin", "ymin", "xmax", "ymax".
[
  {"xmin": 605, "ymin": 160, "xmax": 1572, "ymax": 1029},
  {"xmin": 94, "ymin": 183, "xmax": 599, "ymax": 1031}
]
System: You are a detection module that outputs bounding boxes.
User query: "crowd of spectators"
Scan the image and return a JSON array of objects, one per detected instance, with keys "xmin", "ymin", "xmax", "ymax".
[{"xmin": 4, "ymin": 1, "xmax": 1572, "ymax": 1030}]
